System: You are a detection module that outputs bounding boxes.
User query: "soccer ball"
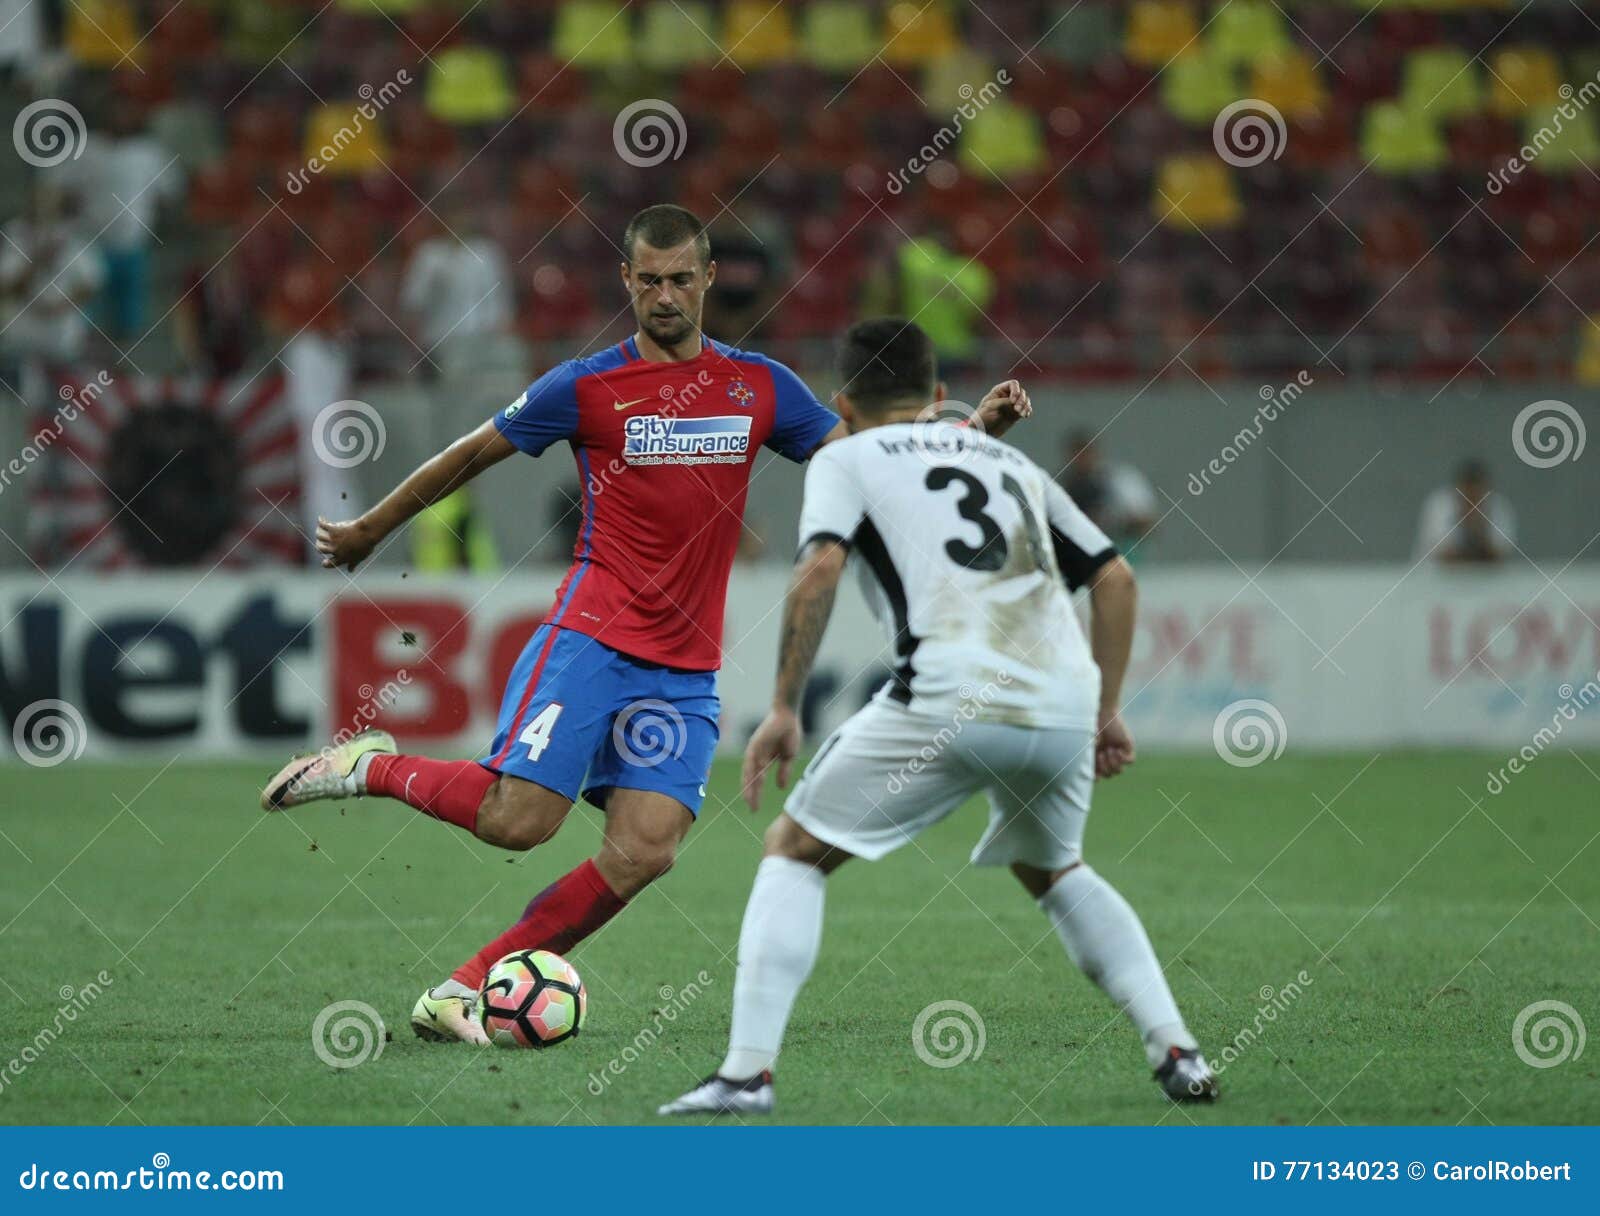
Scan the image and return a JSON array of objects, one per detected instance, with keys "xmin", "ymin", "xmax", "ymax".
[{"xmin": 478, "ymin": 949, "xmax": 587, "ymax": 1048}]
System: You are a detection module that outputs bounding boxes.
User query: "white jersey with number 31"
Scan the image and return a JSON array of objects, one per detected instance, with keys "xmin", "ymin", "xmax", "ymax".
[{"xmin": 798, "ymin": 421, "xmax": 1117, "ymax": 730}]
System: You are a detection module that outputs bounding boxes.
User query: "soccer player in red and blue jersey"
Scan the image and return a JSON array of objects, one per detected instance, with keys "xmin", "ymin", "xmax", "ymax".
[{"xmin": 260, "ymin": 205, "xmax": 1030, "ymax": 1043}]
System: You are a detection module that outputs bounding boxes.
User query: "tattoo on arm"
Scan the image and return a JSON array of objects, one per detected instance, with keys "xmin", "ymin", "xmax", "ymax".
[{"xmin": 774, "ymin": 543, "xmax": 846, "ymax": 710}]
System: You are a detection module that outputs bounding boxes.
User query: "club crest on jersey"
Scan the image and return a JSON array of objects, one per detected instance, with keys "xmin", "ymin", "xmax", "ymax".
[
  {"xmin": 623, "ymin": 415, "xmax": 752, "ymax": 465},
  {"xmin": 726, "ymin": 379, "xmax": 755, "ymax": 407}
]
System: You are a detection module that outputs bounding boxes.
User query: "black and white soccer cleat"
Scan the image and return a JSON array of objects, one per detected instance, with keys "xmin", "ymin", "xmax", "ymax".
[
  {"xmin": 657, "ymin": 1071, "xmax": 775, "ymax": 1116},
  {"xmin": 1155, "ymin": 1046, "xmax": 1219, "ymax": 1102}
]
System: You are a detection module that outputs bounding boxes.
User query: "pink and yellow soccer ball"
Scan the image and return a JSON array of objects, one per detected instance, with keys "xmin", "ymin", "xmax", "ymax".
[{"xmin": 477, "ymin": 949, "xmax": 587, "ymax": 1048}]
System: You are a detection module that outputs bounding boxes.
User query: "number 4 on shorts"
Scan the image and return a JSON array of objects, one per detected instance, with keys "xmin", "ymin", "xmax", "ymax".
[{"xmin": 520, "ymin": 702, "xmax": 564, "ymax": 761}]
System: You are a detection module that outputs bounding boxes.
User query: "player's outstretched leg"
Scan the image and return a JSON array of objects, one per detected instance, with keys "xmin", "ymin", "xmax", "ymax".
[
  {"xmin": 660, "ymin": 815, "xmax": 848, "ymax": 1117},
  {"xmin": 1018, "ymin": 861, "xmax": 1217, "ymax": 1102},
  {"xmin": 418, "ymin": 789, "xmax": 686, "ymax": 1044}
]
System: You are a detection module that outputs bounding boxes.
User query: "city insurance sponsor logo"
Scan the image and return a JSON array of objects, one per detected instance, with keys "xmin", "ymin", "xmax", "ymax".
[{"xmin": 622, "ymin": 415, "xmax": 752, "ymax": 466}]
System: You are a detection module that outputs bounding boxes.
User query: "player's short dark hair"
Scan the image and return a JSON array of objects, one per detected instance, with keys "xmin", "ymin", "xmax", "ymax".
[
  {"xmin": 837, "ymin": 318, "xmax": 937, "ymax": 412},
  {"xmin": 622, "ymin": 205, "xmax": 710, "ymax": 266}
]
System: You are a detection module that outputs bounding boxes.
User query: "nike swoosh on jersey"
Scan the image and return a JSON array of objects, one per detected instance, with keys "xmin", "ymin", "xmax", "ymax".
[{"xmin": 613, "ymin": 397, "xmax": 651, "ymax": 411}]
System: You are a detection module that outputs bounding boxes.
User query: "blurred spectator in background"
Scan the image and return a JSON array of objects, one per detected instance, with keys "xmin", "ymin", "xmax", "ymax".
[
  {"xmin": 412, "ymin": 491, "xmax": 500, "ymax": 573},
  {"xmin": 1414, "ymin": 459, "xmax": 1516, "ymax": 564},
  {"xmin": 399, "ymin": 207, "xmax": 511, "ymax": 377},
  {"xmin": 1060, "ymin": 429, "xmax": 1160, "ymax": 557},
  {"xmin": 0, "ymin": 183, "xmax": 103, "ymax": 401},
  {"xmin": 176, "ymin": 224, "xmax": 258, "ymax": 379},
  {"xmin": 865, "ymin": 226, "xmax": 993, "ymax": 377},
  {"xmin": 702, "ymin": 213, "xmax": 784, "ymax": 344},
  {"xmin": 271, "ymin": 262, "xmax": 354, "ymax": 557},
  {"xmin": 0, "ymin": 0, "xmax": 45, "ymax": 87},
  {"xmin": 59, "ymin": 99, "xmax": 182, "ymax": 340}
]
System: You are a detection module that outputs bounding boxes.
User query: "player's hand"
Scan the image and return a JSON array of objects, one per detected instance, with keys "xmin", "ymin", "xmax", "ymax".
[
  {"xmin": 1094, "ymin": 708, "xmax": 1135, "ymax": 779},
  {"xmin": 975, "ymin": 379, "xmax": 1032, "ymax": 438},
  {"xmin": 316, "ymin": 516, "xmax": 379, "ymax": 571},
  {"xmin": 741, "ymin": 707, "xmax": 803, "ymax": 812}
]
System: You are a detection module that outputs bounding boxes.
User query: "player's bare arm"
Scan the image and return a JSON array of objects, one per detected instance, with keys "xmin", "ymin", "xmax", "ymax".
[
  {"xmin": 1087, "ymin": 555, "xmax": 1138, "ymax": 779},
  {"xmin": 741, "ymin": 537, "xmax": 849, "ymax": 811},
  {"xmin": 316, "ymin": 420, "xmax": 516, "ymax": 571}
]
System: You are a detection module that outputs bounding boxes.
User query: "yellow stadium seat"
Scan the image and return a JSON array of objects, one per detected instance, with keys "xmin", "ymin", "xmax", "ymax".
[
  {"xmin": 65, "ymin": 0, "xmax": 141, "ymax": 67},
  {"xmin": 1208, "ymin": 0, "xmax": 1289, "ymax": 69},
  {"xmin": 425, "ymin": 46, "xmax": 515, "ymax": 125},
  {"xmin": 1249, "ymin": 47, "xmax": 1326, "ymax": 119},
  {"xmin": 1124, "ymin": 1, "xmax": 1201, "ymax": 68},
  {"xmin": 1161, "ymin": 48, "xmax": 1241, "ymax": 125},
  {"xmin": 336, "ymin": 0, "xmax": 425, "ymax": 13},
  {"xmin": 1399, "ymin": 46, "xmax": 1483, "ymax": 120},
  {"xmin": 800, "ymin": 0, "xmax": 878, "ymax": 73},
  {"xmin": 637, "ymin": 1, "xmax": 718, "ymax": 69},
  {"xmin": 923, "ymin": 49, "xmax": 997, "ymax": 115},
  {"xmin": 552, "ymin": 0, "xmax": 633, "ymax": 69},
  {"xmin": 1577, "ymin": 314, "xmax": 1600, "ymax": 386},
  {"xmin": 958, "ymin": 97, "xmax": 1047, "ymax": 180},
  {"xmin": 1488, "ymin": 47, "xmax": 1564, "ymax": 115},
  {"xmin": 882, "ymin": 1, "xmax": 959, "ymax": 66},
  {"xmin": 227, "ymin": 0, "xmax": 303, "ymax": 65},
  {"xmin": 1361, "ymin": 101, "xmax": 1448, "ymax": 174},
  {"xmin": 1521, "ymin": 102, "xmax": 1600, "ymax": 172},
  {"xmin": 303, "ymin": 101, "xmax": 389, "ymax": 174},
  {"xmin": 1154, "ymin": 155, "xmax": 1242, "ymax": 230},
  {"xmin": 721, "ymin": 0, "xmax": 796, "ymax": 67}
]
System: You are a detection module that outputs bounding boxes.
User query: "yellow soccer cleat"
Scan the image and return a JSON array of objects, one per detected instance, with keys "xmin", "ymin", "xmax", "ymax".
[
  {"xmin": 411, "ymin": 986, "xmax": 489, "ymax": 1045},
  {"xmin": 260, "ymin": 729, "xmax": 396, "ymax": 810}
]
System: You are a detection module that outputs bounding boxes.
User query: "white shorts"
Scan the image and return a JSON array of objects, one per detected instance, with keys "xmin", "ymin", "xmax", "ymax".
[{"xmin": 785, "ymin": 699, "xmax": 1095, "ymax": 869}]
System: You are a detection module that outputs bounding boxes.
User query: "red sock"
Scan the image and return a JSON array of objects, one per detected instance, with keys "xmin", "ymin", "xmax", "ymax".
[
  {"xmin": 451, "ymin": 859, "xmax": 627, "ymax": 989},
  {"xmin": 365, "ymin": 754, "xmax": 495, "ymax": 834}
]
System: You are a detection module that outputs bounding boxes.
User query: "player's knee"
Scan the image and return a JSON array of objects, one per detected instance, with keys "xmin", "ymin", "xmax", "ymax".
[
  {"xmin": 763, "ymin": 814, "xmax": 843, "ymax": 870},
  {"xmin": 603, "ymin": 838, "xmax": 678, "ymax": 894},
  {"xmin": 476, "ymin": 778, "xmax": 568, "ymax": 851}
]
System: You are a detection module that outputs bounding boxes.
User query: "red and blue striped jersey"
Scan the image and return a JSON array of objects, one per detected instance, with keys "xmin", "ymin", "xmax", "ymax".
[{"xmin": 493, "ymin": 336, "xmax": 839, "ymax": 670}]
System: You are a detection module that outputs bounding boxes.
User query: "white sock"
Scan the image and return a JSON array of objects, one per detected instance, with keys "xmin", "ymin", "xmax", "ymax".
[
  {"xmin": 352, "ymin": 750, "xmax": 377, "ymax": 792},
  {"xmin": 1039, "ymin": 864, "xmax": 1197, "ymax": 1069},
  {"xmin": 720, "ymin": 857, "xmax": 827, "ymax": 1081}
]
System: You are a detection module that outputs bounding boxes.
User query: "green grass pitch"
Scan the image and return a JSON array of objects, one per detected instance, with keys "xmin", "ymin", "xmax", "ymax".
[{"xmin": 1, "ymin": 750, "xmax": 1596, "ymax": 1126}]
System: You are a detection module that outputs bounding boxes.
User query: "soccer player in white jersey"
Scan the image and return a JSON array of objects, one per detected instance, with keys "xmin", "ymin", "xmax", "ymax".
[{"xmin": 661, "ymin": 319, "xmax": 1216, "ymax": 1115}]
